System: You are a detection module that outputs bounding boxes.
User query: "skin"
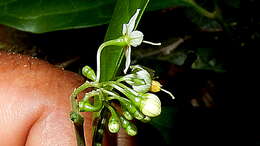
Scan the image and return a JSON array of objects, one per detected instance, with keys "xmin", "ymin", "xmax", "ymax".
[
  {"xmin": 0, "ymin": 51, "xmax": 84, "ymax": 145},
  {"xmin": 0, "ymin": 51, "xmax": 135, "ymax": 146}
]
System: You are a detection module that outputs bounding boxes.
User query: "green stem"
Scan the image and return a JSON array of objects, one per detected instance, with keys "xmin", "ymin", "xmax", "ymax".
[
  {"xmin": 185, "ymin": 0, "xmax": 231, "ymax": 36},
  {"xmin": 81, "ymin": 90, "xmax": 100, "ymax": 102},
  {"xmin": 102, "ymin": 89, "xmax": 144, "ymax": 120},
  {"xmin": 102, "ymin": 89, "xmax": 130, "ymax": 105},
  {"xmin": 109, "ymin": 83, "xmax": 135, "ymax": 100},
  {"xmin": 70, "ymin": 81, "xmax": 92, "ymax": 123},
  {"xmin": 70, "ymin": 81, "xmax": 96, "ymax": 146},
  {"xmin": 104, "ymin": 102, "xmax": 118, "ymax": 117},
  {"xmin": 114, "ymin": 82, "xmax": 139, "ymax": 96},
  {"xmin": 70, "ymin": 81, "xmax": 97, "ymax": 117},
  {"xmin": 213, "ymin": 1, "xmax": 231, "ymax": 35},
  {"xmin": 185, "ymin": 0, "xmax": 216, "ymax": 19},
  {"xmin": 96, "ymin": 37, "xmax": 128, "ymax": 83},
  {"xmin": 92, "ymin": 108, "xmax": 109, "ymax": 146},
  {"xmin": 79, "ymin": 94, "xmax": 104, "ymax": 112}
]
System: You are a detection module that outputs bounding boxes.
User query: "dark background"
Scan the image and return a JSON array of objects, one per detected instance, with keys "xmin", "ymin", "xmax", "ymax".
[{"xmin": 0, "ymin": 0, "xmax": 257, "ymax": 145}]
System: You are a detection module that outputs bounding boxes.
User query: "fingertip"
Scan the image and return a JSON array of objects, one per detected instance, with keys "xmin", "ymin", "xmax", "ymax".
[{"xmin": 25, "ymin": 109, "xmax": 77, "ymax": 146}]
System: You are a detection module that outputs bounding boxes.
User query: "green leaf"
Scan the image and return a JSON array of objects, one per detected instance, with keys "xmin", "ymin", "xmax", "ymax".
[
  {"xmin": 0, "ymin": 0, "xmax": 191, "ymax": 33},
  {"xmin": 0, "ymin": 0, "xmax": 115, "ymax": 33},
  {"xmin": 99, "ymin": 0, "xmax": 149, "ymax": 82}
]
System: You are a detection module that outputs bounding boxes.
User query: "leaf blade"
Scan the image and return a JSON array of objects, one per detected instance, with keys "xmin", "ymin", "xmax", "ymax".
[
  {"xmin": 0, "ymin": 0, "xmax": 115, "ymax": 33},
  {"xmin": 0, "ymin": 0, "xmax": 190, "ymax": 33}
]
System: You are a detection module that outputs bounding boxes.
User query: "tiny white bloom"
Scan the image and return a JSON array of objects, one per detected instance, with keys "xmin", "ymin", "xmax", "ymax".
[
  {"xmin": 123, "ymin": 9, "xmax": 144, "ymax": 74},
  {"xmin": 122, "ymin": 9, "xmax": 161, "ymax": 74}
]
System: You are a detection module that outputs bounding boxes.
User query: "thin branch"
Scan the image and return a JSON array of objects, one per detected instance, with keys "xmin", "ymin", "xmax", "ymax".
[{"xmin": 55, "ymin": 56, "xmax": 80, "ymax": 68}]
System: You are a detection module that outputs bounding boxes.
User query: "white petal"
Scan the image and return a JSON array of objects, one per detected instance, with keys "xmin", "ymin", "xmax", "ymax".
[
  {"xmin": 129, "ymin": 31, "xmax": 143, "ymax": 47},
  {"xmin": 124, "ymin": 46, "xmax": 131, "ymax": 74},
  {"xmin": 122, "ymin": 24, "xmax": 127, "ymax": 35},
  {"xmin": 127, "ymin": 9, "xmax": 140, "ymax": 35}
]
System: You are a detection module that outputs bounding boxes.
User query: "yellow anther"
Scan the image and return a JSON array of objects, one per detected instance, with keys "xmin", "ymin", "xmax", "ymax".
[{"xmin": 149, "ymin": 80, "xmax": 162, "ymax": 92}]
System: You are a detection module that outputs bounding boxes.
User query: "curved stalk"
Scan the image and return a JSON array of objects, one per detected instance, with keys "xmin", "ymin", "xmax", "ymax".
[
  {"xmin": 185, "ymin": 0, "xmax": 217, "ymax": 19},
  {"xmin": 79, "ymin": 91, "xmax": 104, "ymax": 112},
  {"xmin": 70, "ymin": 81, "xmax": 98, "ymax": 146},
  {"xmin": 96, "ymin": 38, "xmax": 128, "ymax": 83}
]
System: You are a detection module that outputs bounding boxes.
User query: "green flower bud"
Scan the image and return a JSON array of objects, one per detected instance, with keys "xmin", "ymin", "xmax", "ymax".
[
  {"xmin": 140, "ymin": 93, "xmax": 161, "ymax": 117},
  {"xmin": 106, "ymin": 83, "xmax": 145, "ymax": 120},
  {"xmin": 130, "ymin": 65, "xmax": 152, "ymax": 93},
  {"xmin": 119, "ymin": 116, "xmax": 137, "ymax": 136},
  {"xmin": 125, "ymin": 123, "xmax": 137, "ymax": 136},
  {"xmin": 122, "ymin": 105, "xmax": 133, "ymax": 120},
  {"xmin": 122, "ymin": 99, "xmax": 144, "ymax": 120},
  {"xmin": 140, "ymin": 116, "xmax": 151, "ymax": 123},
  {"xmin": 108, "ymin": 115, "xmax": 120, "ymax": 133},
  {"xmin": 82, "ymin": 65, "xmax": 96, "ymax": 81}
]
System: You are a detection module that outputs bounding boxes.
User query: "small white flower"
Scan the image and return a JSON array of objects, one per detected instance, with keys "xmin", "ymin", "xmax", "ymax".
[
  {"xmin": 122, "ymin": 9, "xmax": 144, "ymax": 47},
  {"xmin": 123, "ymin": 9, "xmax": 143, "ymax": 74},
  {"xmin": 123, "ymin": 9, "xmax": 161, "ymax": 74}
]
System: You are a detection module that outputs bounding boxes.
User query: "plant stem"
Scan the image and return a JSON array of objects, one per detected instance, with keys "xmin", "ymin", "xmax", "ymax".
[
  {"xmin": 185, "ymin": 0, "xmax": 217, "ymax": 19},
  {"xmin": 96, "ymin": 38, "xmax": 127, "ymax": 83},
  {"xmin": 92, "ymin": 108, "xmax": 109, "ymax": 146},
  {"xmin": 185, "ymin": 0, "xmax": 231, "ymax": 36},
  {"xmin": 70, "ymin": 81, "xmax": 96, "ymax": 146}
]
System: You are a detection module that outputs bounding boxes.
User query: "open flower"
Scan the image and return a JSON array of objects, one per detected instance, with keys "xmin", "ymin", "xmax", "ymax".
[
  {"xmin": 122, "ymin": 9, "xmax": 161, "ymax": 74},
  {"xmin": 122, "ymin": 9, "xmax": 143, "ymax": 74}
]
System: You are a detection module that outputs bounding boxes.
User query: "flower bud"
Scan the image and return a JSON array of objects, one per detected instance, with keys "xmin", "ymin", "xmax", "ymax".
[
  {"xmin": 149, "ymin": 80, "xmax": 162, "ymax": 92},
  {"xmin": 119, "ymin": 116, "xmax": 137, "ymax": 136},
  {"xmin": 130, "ymin": 65, "xmax": 152, "ymax": 93},
  {"xmin": 82, "ymin": 65, "xmax": 96, "ymax": 81},
  {"xmin": 122, "ymin": 105, "xmax": 133, "ymax": 120},
  {"xmin": 125, "ymin": 123, "xmax": 138, "ymax": 136},
  {"xmin": 122, "ymin": 99, "xmax": 144, "ymax": 120},
  {"xmin": 140, "ymin": 93, "xmax": 161, "ymax": 117},
  {"xmin": 108, "ymin": 116, "xmax": 120, "ymax": 133},
  {"xmin": 140, "ymin": 116, "xmax": 151, "ymax": 123}
]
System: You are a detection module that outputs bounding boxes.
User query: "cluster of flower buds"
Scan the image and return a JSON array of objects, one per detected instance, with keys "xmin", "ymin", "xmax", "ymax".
[{"xmin": 72, "ymin": 65, "xmax": 174, "ymax": 136}]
